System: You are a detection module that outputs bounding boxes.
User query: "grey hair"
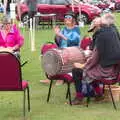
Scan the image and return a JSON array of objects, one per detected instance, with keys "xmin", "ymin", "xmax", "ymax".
[
  {"xmin": 1, "ymin": 16, "xmax": 12, "ymax": 25},
  {"xmin": 88, "ymin": 17, "xmax": 102, "ymax": 32},
  {"xmin": 101, "ymin": 13, "xmax": 115, "ymax": 26}
]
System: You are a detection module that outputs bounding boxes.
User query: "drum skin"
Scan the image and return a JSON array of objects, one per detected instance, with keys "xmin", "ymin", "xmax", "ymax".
[{"xmin": 42, "ymin": 47, "xmax": 86, "ymax": 76}]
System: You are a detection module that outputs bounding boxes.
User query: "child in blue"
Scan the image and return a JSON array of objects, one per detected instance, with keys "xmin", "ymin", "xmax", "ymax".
[{"xmin": 54, "ymin": 11, "xmax": 80, "ymax": 48}]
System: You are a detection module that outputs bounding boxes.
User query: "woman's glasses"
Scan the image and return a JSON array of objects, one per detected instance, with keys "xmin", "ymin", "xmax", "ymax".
[{"xmin": 64, "ymin": 15, "xmax": 73, "ymax": 19}]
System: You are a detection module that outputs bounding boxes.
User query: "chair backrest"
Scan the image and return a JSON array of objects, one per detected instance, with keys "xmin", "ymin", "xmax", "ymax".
[
  {"xmin": 80, "ymin": 37, "xmax": 92, "ymax": 50},
  {"xmin": 0, "ymin": 52, "xmax": 22, "ymax": 91},
  {"xmin": 41, "ymin": 42, "xmax": 58, "ymax": 55}
]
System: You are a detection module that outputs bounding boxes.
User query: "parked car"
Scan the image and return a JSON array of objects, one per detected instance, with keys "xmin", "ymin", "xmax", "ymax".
[
  {"xmin": 87, "ymin": 0, "xmax": 115, "ymax": 10},
  {"xmin": 113, "ymin": 0, "xmax": 120, "ymax": 10},
  {"xmin": 16, "ymin": 0, "xmax": 101, "ymax": 24}
]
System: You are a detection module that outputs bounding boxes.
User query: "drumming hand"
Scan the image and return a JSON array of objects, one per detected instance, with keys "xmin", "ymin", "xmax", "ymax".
[
  {"xmin": 6, "ymin": 47, "xmax": 14, "ymax": 52},
  {"xmin": 54, "ymin": 26, "xmax": 68, "ymax": 40},
  {"xmin": 0, "ymin": 47, "xmax": 13, "ymax": 52},
  {"xmin": 74, "ymin": 63, "xmax": 85, "ymax": 69},
  {"xmin": 54, "ymin": 26, "xmax": 60, "ymax": 35},
  {"xmin": 84, "ymin": 50, "xmax": 92, "ymax": 58}
]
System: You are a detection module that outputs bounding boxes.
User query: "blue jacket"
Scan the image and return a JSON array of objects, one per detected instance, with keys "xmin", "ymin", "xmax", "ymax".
[{"xmin": 60, "ymin": 26, "xmax": 80, "ymax": 48}]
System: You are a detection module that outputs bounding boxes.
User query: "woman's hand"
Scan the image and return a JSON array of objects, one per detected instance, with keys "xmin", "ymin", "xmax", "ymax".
[
  {"xmin": 73, "ymin": 62, "xmax": 85, "ymax": 69},
  {"xmin": 0, "ymin": 47, "xmax": 13, "ymax": 52},
  {"xmin": 10, "ymin": 45, "xmax": 19, "ymax": 51},
  {"xmin": 7, "ymin": 45, "xmax": 19, "ymax": 52},
  {"xmin": 54, "ymin": 26, "xmax": 61, "ymax": 35},
  {"xmin": 6, "ymin": 47, "xmax": 14, "ymax": 52},
  {"xmin": 84, "ymin": 50, "xmax": 92, "ymax": 58},
  {"xmin": 53, "ymin": 26, "xmax": 67, "ymax": 40}
]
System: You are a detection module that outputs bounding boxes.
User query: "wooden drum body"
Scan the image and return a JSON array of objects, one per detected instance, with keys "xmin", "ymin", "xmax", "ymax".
[{"xmin": 41, "ymin": 47, "xmax": 86, "ymax": 76}]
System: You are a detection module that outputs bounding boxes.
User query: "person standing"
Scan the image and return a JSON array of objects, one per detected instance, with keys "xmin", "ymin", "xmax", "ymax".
[
  {"xmin": 26, "ymin": 0, "xmax": 37, "ymax": 22},
  {"xmin": 2, "ymin": 0, "xmax": 11, "ymax": 17}
]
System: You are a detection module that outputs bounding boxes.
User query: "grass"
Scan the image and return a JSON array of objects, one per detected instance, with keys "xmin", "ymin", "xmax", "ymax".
[{"xmin": 0, "ymin": 12, "xmax": 120, "ymax": 120}]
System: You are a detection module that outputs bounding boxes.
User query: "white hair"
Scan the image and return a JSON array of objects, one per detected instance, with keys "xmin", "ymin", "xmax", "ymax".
[
  {"xmin": 88, "ymin": 17, "xmax": 102, "ymax": 32},
  {"xmin": 101, "ymin": 13, "xmax": 115, "ymax": 26}
]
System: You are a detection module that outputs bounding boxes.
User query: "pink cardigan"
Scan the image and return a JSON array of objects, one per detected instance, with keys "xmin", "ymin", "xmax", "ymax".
[{"xmin": 0, "ymin": 24, "xmax": 24, "ymax": 49}]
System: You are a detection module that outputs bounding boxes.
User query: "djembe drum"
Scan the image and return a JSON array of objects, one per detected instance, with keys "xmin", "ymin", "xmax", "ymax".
[{"xmin": 41, "ymin": 46, "xmax": 86, "ymax": 76}]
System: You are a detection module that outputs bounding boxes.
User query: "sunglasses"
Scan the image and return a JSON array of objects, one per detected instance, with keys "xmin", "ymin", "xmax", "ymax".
[{"xmin": 64, "ymin": 15, "xmax": 73, "ymax": 19}]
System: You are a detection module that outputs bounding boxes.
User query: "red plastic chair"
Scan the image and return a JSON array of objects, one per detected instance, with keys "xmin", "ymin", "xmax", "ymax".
[
  {"xmin": 80, "ymin": 36, "xmax": 92, "ymax": 50},
  {"xmin": 0, "ymin": 51, "xmax": 30, "ymax": 117}
]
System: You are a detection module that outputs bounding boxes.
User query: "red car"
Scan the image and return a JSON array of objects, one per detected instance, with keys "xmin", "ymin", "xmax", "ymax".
[
  {"xmin": 17, "ymin": 0, "xmax": 101, "ymax": 24},
  {"xmin": 113, "ymin": 0, "xmax": 120, "ymax": 10},
  {"xmin": 87, "ymin": 0, "xmax": 115, "ymax": 10}
]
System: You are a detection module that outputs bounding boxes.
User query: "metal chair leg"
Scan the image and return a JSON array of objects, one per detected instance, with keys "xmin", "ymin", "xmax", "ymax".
[
  {"xmin": 23, "ymin": 90, "xmax": 26, "ymax": 117},
  {"xmin": 86, "ymin": 97, "xmax": 90, "ymax": 107},
  {"xmin": 66, "ymin": 83, "xmax": 69, "ymax": 99},
  {"xmin": 27, "ymin": 86, "xmax": 30, "ymax": 112},
  {"xmin": 103, "ymin": 84, "xmax": 105, "ymax": 94},
  {"xmin": 86, "ymin": 83, "xmax": 91, "ymax": 107},
  {"xmin": 47, "ymin": 80, "xmax": 53, "ymax": 102},
  {"xmin": 108, "ymin": 85, "xmax": 117, "ymax": 110},
  {"xmin": 67, "ymin": 83, "xmax": 72, "ymax": 105}
]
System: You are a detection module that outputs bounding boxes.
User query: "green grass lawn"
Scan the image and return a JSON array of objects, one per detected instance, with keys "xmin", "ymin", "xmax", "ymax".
[{"xmin": 0, "ymin": 12, "xmax": 120, "ymax": 120}]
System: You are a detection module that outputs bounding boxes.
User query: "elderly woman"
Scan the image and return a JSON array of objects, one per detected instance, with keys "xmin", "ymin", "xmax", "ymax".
[
  {"xmin": 101, "ymin": 13, "xmax": 120, "ymax": 40},
  {"xmin": 71, "ymin": 16, "xmax": 120, "ymax": 105},
  {"xmin": 54, "ymin": 11, "xmax": 80, "ymax": 48},
  {"xmin": 0, "ymin": 17, "xmax": 24, "ymax": 58}
]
